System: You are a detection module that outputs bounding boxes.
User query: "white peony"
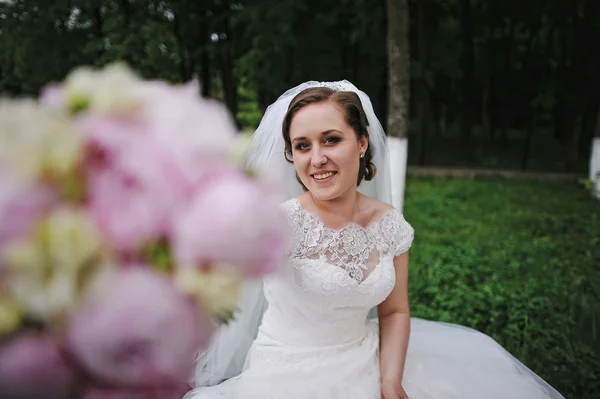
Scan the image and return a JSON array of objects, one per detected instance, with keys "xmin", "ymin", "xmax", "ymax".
[
  {"xmin": 0, "ymin": 99, "xmax": 82, "ymax": 181},
  {"xmin": 3, "ymin": 207, "xmax": 111, "ymax": 323},
  {"xmin": 64, "ymin": 63, "xmax": 145, "ymax": 115},
  {"xmin": 174, "ymin": 267, "xmax": 243, "ymax": 322}
]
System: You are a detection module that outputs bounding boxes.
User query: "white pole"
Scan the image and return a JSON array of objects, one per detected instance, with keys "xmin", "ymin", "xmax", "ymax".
[
  {"xmin": 388, "ymin": 136, "xmax": 408, "ymax": 211},
  {"xmin": 590, "ymin": 138, "xmax": 600, "ymax": 199}
]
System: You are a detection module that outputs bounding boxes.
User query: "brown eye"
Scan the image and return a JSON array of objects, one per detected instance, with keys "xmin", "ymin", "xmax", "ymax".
[{"xmin": 294, "ymin": 142, "xmax": 310, "ymax": 151}]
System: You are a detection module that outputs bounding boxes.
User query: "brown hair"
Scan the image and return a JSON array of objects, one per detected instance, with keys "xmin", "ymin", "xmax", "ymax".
[{"xmin": 282, "ymin": 87, "xmax": 376, "ymax": 189}]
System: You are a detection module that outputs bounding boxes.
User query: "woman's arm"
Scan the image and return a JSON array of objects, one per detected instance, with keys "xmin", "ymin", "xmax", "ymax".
[{"xmin": 377, "ymin": 251, "xmax": 411, "ymax": 397}]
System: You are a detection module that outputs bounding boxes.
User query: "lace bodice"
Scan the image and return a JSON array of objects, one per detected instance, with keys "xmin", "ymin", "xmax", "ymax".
[
  {"xmin": 283, "ymin": 198, "xmax": 414, "ymax": 283},
  {"xmin": 255, "ymin": 198, "xmax": 414, "ymax": 348}
]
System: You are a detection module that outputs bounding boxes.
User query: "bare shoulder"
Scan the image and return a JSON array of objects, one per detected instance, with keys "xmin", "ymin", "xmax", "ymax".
[{"xmin": 359, "ymin": 195, "xmax": 395, "ymax": 222}]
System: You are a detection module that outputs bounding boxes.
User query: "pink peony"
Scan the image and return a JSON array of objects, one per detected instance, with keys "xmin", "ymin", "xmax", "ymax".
[
  {"xmin": 172, "ymin": 171, "xmax": 289, "ymax": 276},
  {"xmin": 140, "ymin": 82, "xmax": 237, "ymax": 154},
  {"xmin": 0, "ymin": 333, "xmax": 73, "ymax": 399},
  {"xmin": 81, "ymin": 116, "xmax": 192, "ymax": 253},
  {"xmin": 67, "ymin": 266, "xmax": 213, "ymax": 389},
  {"xmin": 138, "ymin": 81, "xmax": 239, "ymax": 186},
  {"xmin": 0, "ymin": 169, "xmax": 56, "ymax": 250}
]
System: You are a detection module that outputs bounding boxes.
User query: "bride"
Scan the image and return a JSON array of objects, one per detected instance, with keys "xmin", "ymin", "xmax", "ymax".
[{"xmin": 183, "ymin": 81, "xmax": 564, "ymax": 399}]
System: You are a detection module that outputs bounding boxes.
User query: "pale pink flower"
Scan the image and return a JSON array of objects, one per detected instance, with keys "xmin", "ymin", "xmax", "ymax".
[
  {"xmin": 0, "ymin": 333, "xmax": 72, "ymax": 399},
  {"xmin": 0, "ymin": 169, "xmax": 56, "ymax": 250},
  {"xmin": 80, "ymin": 116, "xmax": 192, "ymax": 253},
  {"xmin": 44, "ymin": 63, "xmax": 237, "ymax": 165},
  {"xmin": 135, "ymin": 81, "xmax": 239, "ymax": 187},
  {"xmin": 140, "ymin": 82, "xmax": 237, "ymax": 155},
  {"xmin": 172, "ymin": 171, "xmax": 288, "ymax": 276},
  {"xmin": 67, "ymin": 266, "xmax": 213, "ymax": 388}
]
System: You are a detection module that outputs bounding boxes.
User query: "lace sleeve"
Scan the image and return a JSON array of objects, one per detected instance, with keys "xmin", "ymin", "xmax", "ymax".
[{"xmin": 380, "ymin": 209, "xmax": 414, "ymax": 257}]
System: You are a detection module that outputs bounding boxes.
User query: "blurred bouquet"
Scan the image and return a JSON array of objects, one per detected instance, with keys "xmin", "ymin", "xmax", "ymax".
[{"xmin": 0, "ymin": 63, "xmax": 288, "ymax": 399}]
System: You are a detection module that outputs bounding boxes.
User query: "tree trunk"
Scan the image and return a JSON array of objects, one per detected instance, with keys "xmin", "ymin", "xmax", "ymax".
[
  {"xmin": 414, "ymin": 0, "xmax": 429, "ymax": 165},
  {"xmin": 386, "ymin": 0, "xmax": 410, "ymax": 213},
  {"xmin": 219, "ymin": 51, "xmax": 237, "ymax": 122},
  {"xmin": 560, "ymin": 0, "xmax": 594, "ymax": 170},
  {"xmin": 479, "ymin": 4, "xmax": 491, "ymax": 143},
  {"xmin": 218, "ymin": 7, "xmax": 239, "ymax": 127},
  {"xmin": 579, "ymin": 96, "xmax": 599, "ymax": 157},
  {"xmin": 520, "ymin": 119, "xmax": 534, "ymax": 171},
  {"xmin": 518, "ymin": 18, "xmax": 542, "ymax": 171},
  {"xmin": 118, "ymin": 0, "xmax": 136, "ymax": 68},
  {"xmin": 171, "ymin": 8, "xmax": 191, "ymax": 82},
  {"xmin": 90, "ymin": 1, "xmax": 104, "ymax": 62},
  {"xmin": 197, "ymin": 17, "xmax": 212, "ymax": 97},
  {"xmin": 416, "ymin": 93, "xmax": 432, "ymax": 165},
  {"xmin": 200, "ymin": 48, "xmax": 211, "ymax": 97},
  {"xmin": 565, "ymin": 116, "xmax": 583, "ymax": 172},
  {"xmin": 459, "ymin": 0, "xmax": 475, "ymax": 149},
  {"xmin": 481, "ymin": 32, "xmax": 491, "ymax": 142},
  {"xmin": 386, "ymin": 0, "xmax": 410, "ymax": 139}
]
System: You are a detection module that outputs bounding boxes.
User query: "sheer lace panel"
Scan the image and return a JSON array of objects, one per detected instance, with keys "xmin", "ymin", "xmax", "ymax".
[{"xmin": 282, "ymin": 199, "xmax": 414, "ymax": 284}]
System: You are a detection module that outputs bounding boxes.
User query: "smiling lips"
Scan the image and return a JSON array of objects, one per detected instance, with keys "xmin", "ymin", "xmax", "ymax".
[{"xmin": 312, "ymin": 171, "xmax": 337, "ymax": 182}]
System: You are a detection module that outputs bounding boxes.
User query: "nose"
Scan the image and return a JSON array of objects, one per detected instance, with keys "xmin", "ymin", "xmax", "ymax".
[{"xmin": 310, "ymin": 147, "xmax": 327, "ymax": 167}]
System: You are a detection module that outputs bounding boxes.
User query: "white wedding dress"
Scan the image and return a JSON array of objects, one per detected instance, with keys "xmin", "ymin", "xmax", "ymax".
[{"xmin": 184, "ymin": 198, "xmax": 564, "ymax": 399}]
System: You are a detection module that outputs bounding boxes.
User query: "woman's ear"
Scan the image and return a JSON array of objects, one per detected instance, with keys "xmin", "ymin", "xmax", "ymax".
[{"xmin": 359, "ymin": 136, "xmax": 369, "ymax": 155}]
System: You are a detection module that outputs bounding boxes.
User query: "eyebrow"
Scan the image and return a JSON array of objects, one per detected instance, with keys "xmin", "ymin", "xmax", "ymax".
[{"xmin": 292, "ymin": 130, "xmax": 342, "ymax": 143}]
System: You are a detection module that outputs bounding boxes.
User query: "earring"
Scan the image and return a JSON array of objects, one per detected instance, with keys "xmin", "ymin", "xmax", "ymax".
[{"xmin": 360, "ymin": 153, "xmax": 365, "ymax": 159}]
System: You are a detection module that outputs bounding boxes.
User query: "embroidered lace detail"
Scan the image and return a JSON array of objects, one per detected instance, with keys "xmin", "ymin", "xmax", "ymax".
[
  {"xmin": 281, "ymin": 198, "xmax": 414, "ymax": 283},
  {"xmin": 318, "ymin": 81, "xmax": 346, "ymax": 91}
]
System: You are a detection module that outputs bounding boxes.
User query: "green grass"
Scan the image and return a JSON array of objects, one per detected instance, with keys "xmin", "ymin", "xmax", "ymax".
[{"xmin": 403, "ymin": 177, "xmax": 600, "ymax": 399}]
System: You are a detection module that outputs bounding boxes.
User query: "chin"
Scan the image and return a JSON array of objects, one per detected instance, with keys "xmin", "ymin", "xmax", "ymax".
[
  {"xmin": 306, "ymin": 184, "xmax": 346, "ymax": 201},
  {"xmin": 309, "ymin": 191, "xmax": 339, "ymax": 201}
]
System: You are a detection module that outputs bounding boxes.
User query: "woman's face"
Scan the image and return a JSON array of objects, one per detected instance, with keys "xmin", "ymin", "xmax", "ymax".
[{"xmin": 289, "ymin": 101, "xmax": 368, "ymax": 201}]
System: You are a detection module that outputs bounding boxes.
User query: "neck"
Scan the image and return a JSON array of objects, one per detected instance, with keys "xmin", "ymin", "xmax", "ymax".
[{"xmin": 309, "ymin": 188, "xmax": 361, "ymax": 221}]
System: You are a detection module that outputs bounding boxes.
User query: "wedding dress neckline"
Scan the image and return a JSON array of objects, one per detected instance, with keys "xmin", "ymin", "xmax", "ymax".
[{"xmin": 289, "ymin": 197, "xmax": 396, "ymax": 233}]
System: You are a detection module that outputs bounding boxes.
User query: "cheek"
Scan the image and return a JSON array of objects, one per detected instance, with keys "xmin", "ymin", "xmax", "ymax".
[
  {"xmin": 329, "ymin": 145, "xmax": 360, "ymax": 170},
  {"xmin": 292, "ymin": 153, "xmax": 310, "ymax": 174},
  {"xmin": 342, "ymin": 158, "xmax": 361, "ymax": 177}
]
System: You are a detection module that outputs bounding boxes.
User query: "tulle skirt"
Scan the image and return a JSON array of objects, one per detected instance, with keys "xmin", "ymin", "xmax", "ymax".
[{"xmin": 183, "ymin": 318, "xmax": 565, "ymax": 399}]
